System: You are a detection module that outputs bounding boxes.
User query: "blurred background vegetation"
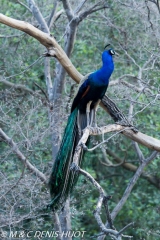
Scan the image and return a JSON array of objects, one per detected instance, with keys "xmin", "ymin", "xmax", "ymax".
[{"xmin": 0, "ymin": 0, "xmax": 160, "ymax": 239}]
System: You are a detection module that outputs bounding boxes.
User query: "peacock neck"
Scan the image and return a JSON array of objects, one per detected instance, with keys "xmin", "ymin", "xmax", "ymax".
[{"xmin": 97, "ymin": 61, "xmax": 114, "ymax": 79}]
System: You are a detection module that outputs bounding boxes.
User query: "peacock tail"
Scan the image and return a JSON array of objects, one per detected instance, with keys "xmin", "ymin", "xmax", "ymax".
[{"xmin": 48, "ymin": 107, "xmax": 81, "ymax": 210}]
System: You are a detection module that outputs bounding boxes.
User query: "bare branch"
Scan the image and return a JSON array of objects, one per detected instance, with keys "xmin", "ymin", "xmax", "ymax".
[
  {"xmin": 148, "ymin": 0, "xmax": 160, "ymax": 13},
  {"xmin": 54, "ymin": 9, "xmax": 64, "ymax": 21},
  {"xmin": 5, "ymin": 55, "xmax": 43, "ymax": 80},
  {"xmin": 44, "ymin": 57, "xmax": 53, "ymax": 101},
  {"xmin": 77, "ymin": 1, "xmax": 109, "ymax": 23},
  {"xmin": 0, "ymin": 14, "xmax": 160, "ymax": 153},
  {"xmin": 100, "ymin": 158, "xmax": 125, "ymax": 167},
  {"xmin": 122, "ymin": 129, "xmax": 160, "ymax": 152},
  {"xmin": 0, "ymin": 78, "xmax": 37, "ymax": 95},
  {"xmin": 118, "ymin": 222, "xmax": 134, "ymax": 236},
  {"xmin": 47, "ymin": 0, "xmax": 59, "ymax": 28},
  {"xmin": 52, "ymin": 213, "xmax": 63, "ymax": 240},
  {"xmin": 106, "ymin": 148, "xmax": 160, "ymax": 188},
  {"xmin": 34, "ymin": 82, "xmax": 49, "ymax": 102},
  {"xmin": 72, "ymin": 136, "xmax": 134, "ymax": 239},
  {"xmin": 48, "ymin": 9, "xmax": 64, "ymax": 29},
  {"xmin": 62, "ymin": 0, "xmax": 74, "ymax": 21},
  {"xmin": 17, "ymin": 0, "xmax": 32, "ymax": 12},
  {"xmin": 111, "ymin": 151, "xmax": 157, "ymax": 221},
  {"xmin": 101, "ymin": 147, "xmax": 123, "ymax": 167},
  {"xmin": 118, "ymin": 80, "xmax": 142, "ymax": 93},
  {"xmin": 27, "ymin": 0, "xmax": 49, "ymax": 33},
  {"xmin": 0, "ymin": 128, "xmax": 47, "ymax": 183},
  {"xmin": 133, "ymin": 142, "xmax": 144, "ymax": 162},
  {"xmin": 145, "ymin": 150, "xmax": 158, "ymax": 164},
  {"xmin": 79, "ymin": 168, "xmax": 118, "ymax": 236},
  {"xmin": 74, "ymin": 0, "xmax": 88, "ymax": 14},
  {"xmin": 0, "ymin": 33, "xmax": 24, "ymax": 38},
  {"xmin": 71, "ymin": 125, "xmax": 157, "ymax": 239},
  {"xmin": 0, "ymin": 14, "xmax": 83, "ymax": 81},
  {"xmin": 122, "ymin": 48, "xmax": 140, "ymax": 69}
]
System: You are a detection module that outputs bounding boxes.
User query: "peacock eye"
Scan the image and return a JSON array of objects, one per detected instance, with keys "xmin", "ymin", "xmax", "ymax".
[{"xmin": 110, "ymin": 49, "xmax": 115, "ymax": 55}]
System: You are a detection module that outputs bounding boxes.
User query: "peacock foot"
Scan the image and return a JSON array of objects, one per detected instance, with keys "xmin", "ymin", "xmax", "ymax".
[
  {"xmin": 81, "ymin": 142, "xmax": 88, "ymax": 150},
  {"xmin": 70, "ymin": 162, "xmax": 80, "ymax": 172}
]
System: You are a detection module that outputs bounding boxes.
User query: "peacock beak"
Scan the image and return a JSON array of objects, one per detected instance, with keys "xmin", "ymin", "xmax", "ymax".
[{"xmin": 114, "ymin": 51, "xmax": 119, "ymax": 57}]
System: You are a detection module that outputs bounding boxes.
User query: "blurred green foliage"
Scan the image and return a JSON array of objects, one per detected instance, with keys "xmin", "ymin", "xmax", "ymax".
[{"xmin": 0, "ymin": 0, "xmax": 160, "ymax": 239}]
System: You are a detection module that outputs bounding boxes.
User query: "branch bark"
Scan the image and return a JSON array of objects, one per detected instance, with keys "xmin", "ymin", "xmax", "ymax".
[
  {"xmin": 111, "ymin": 151, "xmax": 158, "ymax": 221},
  {"xmin": 106, "ymin": 148, "xmax": 160, "ymax": 188},
  {"xmin": 77, "ymin": 1, "xmax": 109, "ymax": 24},
  {"xmin": 0, "ymin": 14, "xmax": 83, "ymax": 82},
  {"xmin": 0, "ymin": 78, "xmax": 37, "ymax": 95},
  {"xmin": 98, "ymin": 151, "xmax": 158, "ymax": 240},
  {"xmin": 47, "ymin": 0, "xmax": 59, "ymax": 28},
  {"xmin": 71, "ymin": 127, "xmax": 134, "ymax": 239},
  {"xmin": 62, "ymin": 0, "xmax": 74, "ymax": 21},
  {"xmin": 27, "ymin": 0, "xmax": 49, "ymax": 33},
  {"xmin": 0, "ymin": 128, "xmax": 47, "ymax": 183},
  {"xmin": 0, "ymin": 14, "xmax": 160, "ymax": 152}
]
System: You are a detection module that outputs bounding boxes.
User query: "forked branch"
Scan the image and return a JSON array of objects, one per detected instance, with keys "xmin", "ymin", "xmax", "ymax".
[
  {"xmin": 71, "ymin": 126, "xmax": 134, "ymax": 239},
  {"xmin": 0, "ymin": 128, "xmax": 47, "ymax": 183},
  {"xmin": 0, "ymin": 14, "xmax": 160, "ymax": 152}
]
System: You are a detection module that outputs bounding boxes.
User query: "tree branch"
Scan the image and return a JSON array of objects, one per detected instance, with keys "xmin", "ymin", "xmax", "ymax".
[
  {"xmin": 71, "ymin": 129, "xmax": 134, "ymax": 239},
  {"xmin": 61, "ymin": 0, "xmax": 74, "ymax": 21},
  {"xmin": 77, "ymin": 1, "xmax": 109, "ymax": 23},
  {"xmin": 52, "ymin": 213, "xmax": 63, "ymax": 240},
  {"xmin": 98, "ymin": 151, "xmax": 158, "ymax": 240},
  {"xmin": 0, "ymin": 14, "xmax": 160, "ymax": 152},
  {"xmin": 74, "ymin": 0, "xmax": 88, "ymax": 14},
  {"xmin": 48, "ymin": 7, "xmax": 64, "ymax": 29},
  {"xmin": 0, "ymin": 78, "xmax": 37, "ymax": 95},
  {"xmin": 27, "ymin": 0, "xmax": 49, "ymax": 33},
  {"xmin": 17, "ymin": 0, "xmax": 32, "ymax": 12},
  {"xmin": 0, "ymin": 128, "xmax": 47, "ymax": 183},
  {"xmin": 111, "ymin": 151, "xmax": 158, "ymax": 221},
  {"xmin": 106, "ymin": 148, "xmax": 160, "ymax": 189},
  {"xmin": 47, "ymin": 0, "xmax": 58, "ymax": 28},
  {"xmin": 0, "ymin": 14, "xmax": 83, "ymax": 81}
]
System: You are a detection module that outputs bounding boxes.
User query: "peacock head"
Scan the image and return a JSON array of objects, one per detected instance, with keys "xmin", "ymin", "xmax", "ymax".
[{"xmin": 102, "ymin": 45, "xmax": 116, "ymax": 64}]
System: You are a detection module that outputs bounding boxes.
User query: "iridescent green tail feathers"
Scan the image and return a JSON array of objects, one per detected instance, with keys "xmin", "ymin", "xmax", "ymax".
[{"xmin": 48, "ymin": 108, "xmax": 79, "ymax": 210}]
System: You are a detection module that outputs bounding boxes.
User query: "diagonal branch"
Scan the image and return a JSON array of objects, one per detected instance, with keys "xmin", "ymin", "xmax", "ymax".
[
  {"xmin": 0, "ymin": 14, "xmax": 160, "ymax": 152},
  {"xmin": 27, "ymin": 0, "xmax": 49, "ymax": 33},
  {"xmin": 77, "ymin": 1, "xmax": 109, "ymax": 23},
  {"xmin": 106, "ymin": 148, "xmax": 160, "ymax": 189},
  {"xmin": 111, "ymin": 151, "xmax": 158, "ymax": 221},
  {"xmin": 98, "ymin": 151, "xmax": 158, "ymax": 240},
  {"xmin": 0, "ymin": 78, "xmax": 38, "ymax": 95},
  {"xmin": 47, "ymin": 0, "xmax": 59, "ymax": 28},
  {"xmin": 0, "ymin": 14, "xmax": 83, "ymax": 81},
  {"xmin": 0, "ymin": 128, "xmax": 47, "ymax": 183},
  {"xmin": 48, "ymin": 7, "xmax": 64, "ymax": 29},
  {"xmin": 74, "ymin": 0, "xmax": 88, "ymax": 14},
  {"xmin": 62, "ymin": 0, "xmax": 74, "ymax": 21},
  {"xmin": 71, "ymin": 128, "xmax": 134, "ymax": 239},
  {"xmin": 17, "ymin": 0, "xmax": 32, "ymax": 12}
]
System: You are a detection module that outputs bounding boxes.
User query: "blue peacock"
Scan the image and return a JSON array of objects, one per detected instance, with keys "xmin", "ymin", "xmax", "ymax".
[{"xmin": 49, "ymin": 47, "xmax": 115, "ymax": 210}]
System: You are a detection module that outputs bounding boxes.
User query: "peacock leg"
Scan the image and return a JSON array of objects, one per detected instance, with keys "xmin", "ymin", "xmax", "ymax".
[
  {"xmin": 86, "ymin": 101, "xmax": 92, "ymax": 126},
  {"xmin": 89, "ymin": 109, "xmax": 94, "ymax": 126},
  {"xmin": 93, "ymin": 99, "xmax": 101, "ymax": 127},
  {"xmin": 77, "ymin": 110, "xmax": 82, "ymax": 137}
]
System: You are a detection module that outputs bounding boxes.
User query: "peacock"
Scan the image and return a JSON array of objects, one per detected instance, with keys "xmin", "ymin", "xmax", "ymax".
[{"xmin": 48, "ymin": 47, "xmax": 115, "ymax": 210}]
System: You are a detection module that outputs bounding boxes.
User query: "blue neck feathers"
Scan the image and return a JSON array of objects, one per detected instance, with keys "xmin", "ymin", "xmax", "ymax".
[{"xmin": 94, "ymin": 50, "xmax": 114, "ymax": 84}]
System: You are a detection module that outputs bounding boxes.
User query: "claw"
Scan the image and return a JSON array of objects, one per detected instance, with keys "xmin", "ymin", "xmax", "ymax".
[
  {"xmin": 81, "ymin": 142, "xmax": 88, "ymax": 151},
  {"xmin": 70, "ymin": 163, "xmax": 80, "ymax": 172}
]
